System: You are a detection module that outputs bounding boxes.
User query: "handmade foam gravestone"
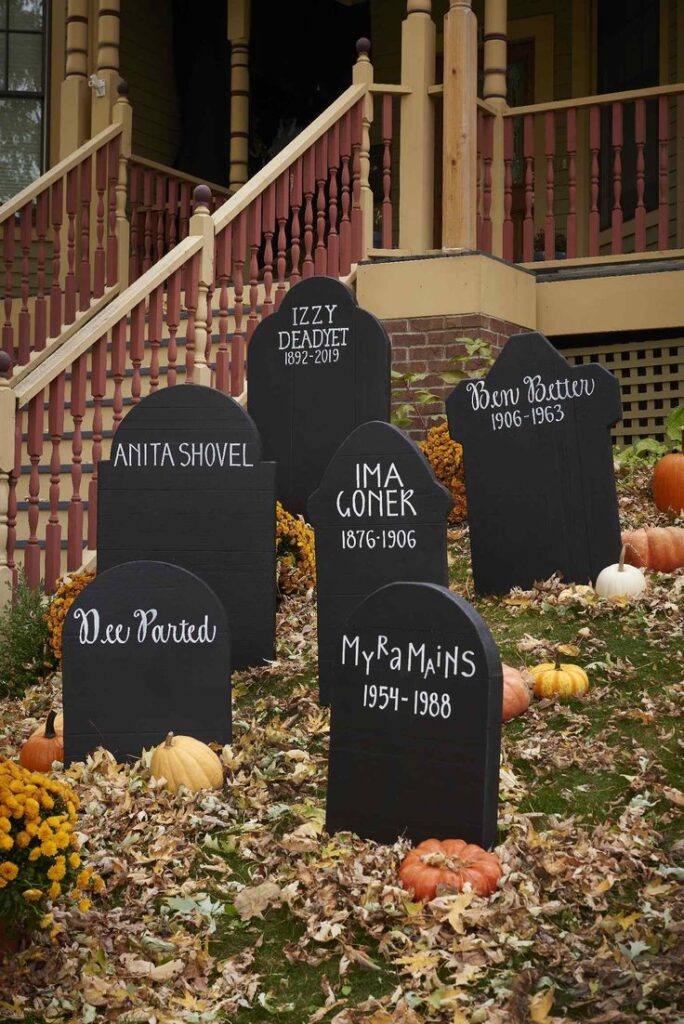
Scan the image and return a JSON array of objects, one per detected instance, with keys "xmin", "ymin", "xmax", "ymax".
[
  {"xmin": 325, "ymin": 582, "xmax": 502, "ymax": 847},
  {"xmin": 308, "ymin": 421, "xmax": 453, "ymax": 705},
  {"xmin": 62, "ymin": 560, "xmax": 231, "ymax": 765},
  {"xmin": 97, "ymin": 384, "xmax": 276, "ymax": 670},
  {"xmin": 447, "ymin": 331, "xmax": 622, "ymax": 595},
  {"xmin": 247, "ymin": 276, "xmax": 391, "ymax": 514}
]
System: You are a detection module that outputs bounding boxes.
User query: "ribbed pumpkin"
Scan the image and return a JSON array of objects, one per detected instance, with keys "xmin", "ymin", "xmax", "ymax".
[
  {"xmin": 150, "ymin": 732, "xmax": 224, "ymax": 793},
  {"xmin": 621, "ymin": 527, "xmax": 684, "ymax": 573},
  {"xmin": 530, "ymin": 659, "xmax": 589, "ymax": 699},
  {"xmin": 19, "ymin": 711, "xmax": 64, "ymax": 772},
  {"xmin": 502, "ymin": 664, "xmax": 531, "ymax": 722},
  {"xmin": 594, "ymin": 545, "xmax": 646, "ymax": 599},
  {"xmin": 399, "ymin": 839, "xmax": 502, "ymax": 901},
  {"xmin": 652, "ymin": 432, "xmax": 684, "ymax": 515}
]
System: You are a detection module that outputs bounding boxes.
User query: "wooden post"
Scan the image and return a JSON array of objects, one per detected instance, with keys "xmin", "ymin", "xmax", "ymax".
[
  {"xmin": 399, "ymin": 1, "xmax": 436, "ymax": 253},
  {"xmin": 189, "ymin": 186, "xmax": 215, "ymax": 387},
  {"xmin": 91, "ymin": 0, "xmax": 121, "ymax": 133},
  {"xmin": 442, "ymin": 0, "xmax": 478, "ymax": 250},
  {"xmin": 59, "ymin": 0, "xmax": 90, "ymax": 158},
  {"xmin": 482, "ymin": 0, "xmax": 507, "ymax": 257},
  {"xmin": 352, "ymin": 38, "xmax": 374, "ymax": 259},
  {"xmin": 228, "ymin": 0, "xmax": 251, "ymax": 194},
  {"xmin": 0, "ymin": 353, "xmax": 15, "ymax": 610},
  {"xmin": 113, "ymin": 81, "xmax": 132, "ymax": 289}
]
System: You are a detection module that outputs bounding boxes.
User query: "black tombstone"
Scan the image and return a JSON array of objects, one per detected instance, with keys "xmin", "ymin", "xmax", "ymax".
[
  {"xmin": 308, "ymin": 420, "xmax": 453, "ymax": 705},
  {"xmin": 447, "ymin": 331, "xmax": 622, "ymax": 594},
  {"xmin": 247, "ymin": 276, "xmax": 391, "ymax": 514},
  {"xmin": 97, "ymin": 384, "xmax": 276, "ymax": 670},
  {"xmin": 325, "ymin": 581, "xmax": 502, "ymax": 847},
  {"xmin": 62, "ymin": 560, "xmax": 231, "ymax": 765}
]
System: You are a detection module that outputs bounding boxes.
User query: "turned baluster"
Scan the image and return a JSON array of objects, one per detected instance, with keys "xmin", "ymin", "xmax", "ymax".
[
  {"xmin": 544, "ymin": 111, "xmax": 555, "ymax": 260},
  {"xmin": 67, "ymin": 354, "xmax": 86, "ymax": 571},
  {"xmin": 155, "ymin": 174, "xmax": 165, "ymax": 261},
  {"xmin": 106, "ymin": 136, "xmax": 119, "ymax": 287},
  {"xmin": 262, "ymin": 182, "xmax": 275, "ymax": 318},
  {"xmin": 18, "ymin": 205, "xmax": 31, "ymax": 364},
  {"xmin": 303, "ymin": 147, "xmax": 315, "ymax": 278},
  {"xmin": 184, "ymin": 253, "xmax": 199, "ymax": 381},
  {"xmin": 482, "ymin": 114, "xmax": 493, "ymax": 253},
  {"xmin": 65, "ymin": 167, "xmax": 78, "ymax": 324},
  {"xmin": 45, "ymin": 373, "xmax": 65, "ymax": 592},
  {"xmin": 289, "ymin": 157, "xmax": 303, "ymax": 286},
  {"xmin": 658, "ymin": 95, "xmax": 669, "ymax": 249},
  {"xmin": 275, "ymin": 171, "xmax": 288, "ymax": 308},
  {"xmin": 168, "ymin": 178, "xmax": 179, "ymax": 249},
  {"xmin": 79, "ymin": 155, "xmax": 92, "ymax": 311},
  {"xmin": 247, "ymin": 196, "xmax": 261, "ymax": 341},
  {"xmin": 111, "ymin": 319, "xmax": 126, "ymax": 432},
  {"xmin": 611, "ymin": 102, "xmax": 623, "ymax": 254},
  {"xmin": 351, "ymin": 100, "xmax": 363, "ymax": 261},
  {"xmin": 634, "ymin": 98, "xmax": 646, "ymax": 252},
  {"xmin": 142, "ymin": 169, "xmax": 153, "ymax": 272},
  {"xmin": 179, "ymin": 183, "xmax": 191, "ymax": 291},
  {"xmin": 381, "ymin": 94, "xmax": 393, "ymax": 249},
  {"xmin": 166, "ymin": 269, "xmax": 181, "ymax": 386},
  {"xmin": 477, "ymin": 109, "xmax": 483, "ymax": 248},
  {"xmin": 25, "ymin": 391, "xmax": 44, "ymax": 588},
  {"xmin": 148, "ymin": 285, "xmax": 163, "ymax": 391},
  {"xmin": 231, "ymin": 212, "xmax": 247, "ymax": 396},
  {"xmin": 215, "ymin": 225, "xmax": 231, "ymax": 392},
  {"xmin": 128, "ymin": 161, "xmax": 140, "ymax": 281},
  {"xmin": 2, "ymin": 217, "xmax": 14, "ymax": 359},
  {"xmin": 87, "ymin": 334, "xmax": 107, "ymax": 550},
  {"xmin": 315, "ymin": 135, "xmax": 328, "ymax": 274},
  {"xmin": 503, "ymin": 117, "xmax": 514, "ymax": 261},
  {"xmin": 35, "ymin": 191, "xmax": 48, "ymax": 351},
  {"xmin": 93, "ymin": 147, "xmax": 106, "ymax": 299},
  {"xmin": 522, "ymin": 114, "xmax": 535, "ymax": 262},
  {"xmin": 50, "ymin": 179, "xmax": 63, "ymax": 339},
  {"xmin": 339, "ymin": 110, "xmax": 352, "ymax": 275},
  {"xmin": 566, "ymin": 108, "xmax": 577, "ymax": 258},
  {"xmin": 327, "ymin": 122, "xmax": 340, "ymax": 278},
  {"xmin": 130, "ymin": 301, "xmax": 145, "ymax": 403},
  {"xmin": 7, "ymin": 408, "xmax": 21, "ymax": 585},
  {"xmin": 589, "ymin": 106, "xmax": 600, "ymax": 257}
]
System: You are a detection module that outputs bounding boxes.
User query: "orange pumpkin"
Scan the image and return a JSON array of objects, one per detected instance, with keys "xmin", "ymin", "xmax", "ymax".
[
  {"xmin": 399, "ymin": 839, "xmax": 502, "ymax": 901},
  {"xmin": 19, "ymin": 711, "xmax": 64, "ymax": 772},
  {"xmin": 621, "ymin": 527, "xmax": 684, "ymax": 573},
  {"xmin": 652, "ymin": 433, "xmax": 684, "ymax": 515},
  {"xmin": 502, "ymin": 664, "xmax": 531, "ymax": 723}
]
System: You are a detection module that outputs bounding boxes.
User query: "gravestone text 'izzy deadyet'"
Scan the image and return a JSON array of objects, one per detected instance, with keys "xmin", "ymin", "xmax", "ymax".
[
  {"xmin": 247, "ymin": 276, "xmax": 391, "ymax": 514},
  {"xmin": 447, "ymin": 331, "xmax": 622, "ymax": 595},
  {"xmin": 308, "ymin": 421, "xmax": 453, "ymax": 704},
  {"xmin": 62, "ymin": 561, "xmax": 231, "ymax": 766},
  {"xmin": 325, "ymin": 582, "xmax": 502, "ymax": 848},
  {"xmin": 97, "ymin": 385, "xmax": 276, "ymax": 671}
]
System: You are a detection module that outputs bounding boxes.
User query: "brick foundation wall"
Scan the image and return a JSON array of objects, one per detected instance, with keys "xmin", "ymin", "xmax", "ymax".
[{"xmin": 384, "ymin": 314, "xmax": 530, "ymax": 439}]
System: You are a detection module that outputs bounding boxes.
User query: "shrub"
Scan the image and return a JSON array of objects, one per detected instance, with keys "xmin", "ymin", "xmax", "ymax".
[
  {"xmin": 0, "ymin": 572, "xmax": 56, "ymax": 700},
  {"xmin": 419, "ymin": 421, "xmax": 468, "ymax": 524},
  {"xmin": 276, "ymin": 502, "xmax": 316, "ymax": 594},
  {"xmin": 45, "ymin": 571, "xmax": 95, "ymax": 662}
]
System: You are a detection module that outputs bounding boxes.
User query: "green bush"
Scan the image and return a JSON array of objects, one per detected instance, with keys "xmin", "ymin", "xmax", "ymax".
[{"xmin": 0, "ymin": 572, "xmax": 57, "ymax": 699}]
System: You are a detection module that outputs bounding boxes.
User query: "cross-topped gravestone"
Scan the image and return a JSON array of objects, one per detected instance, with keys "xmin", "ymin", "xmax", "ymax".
[
  {"xmin": 447, "ymin": 331, "xmax": 622, "ymax": 594},
  {"xmin": 325, "ymin": 581, "xmax": 502, "ymax": 847},
  {"xmin": 97, "ymin": 384, "xmax": 276, "ymax": 670},
  {"xmin": 62, "ymin": 560, "xmax": 231, "ymax": 765},
  {"xmin": 308, "ymin": 420, "xmax": 453, "ymax": 705},
  {"xmin": 247, "ymin": 276, "xmax": 391, "ymax": 514}
]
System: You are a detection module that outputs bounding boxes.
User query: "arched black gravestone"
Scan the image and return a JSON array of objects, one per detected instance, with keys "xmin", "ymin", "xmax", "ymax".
[
  {"xmin": 62, "ymin": 560, "xmax": 231, "ymax": 765},
  {"xmin": 308, "ymin": 421, "xmax": 453, "ymax": 705},
  {"xmin": 247, "ymin": 276, "xmax": 391, "ymax": 514},
  {"xmin": 97, "ymin": 384, "xmax": 276, "ymax": 670},
  {"xmin": 325, "ymin": 581, "xmax": 502, "ymax": 847},
  {"xmin": 447, "ymin": 331, "xmax": 622, "ymax": 595}
]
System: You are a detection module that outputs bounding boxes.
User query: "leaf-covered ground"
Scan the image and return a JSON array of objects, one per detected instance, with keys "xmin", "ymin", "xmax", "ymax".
[{"xmin": 0, "ymin": 466, "xmax": 682, "ymax": 1023}]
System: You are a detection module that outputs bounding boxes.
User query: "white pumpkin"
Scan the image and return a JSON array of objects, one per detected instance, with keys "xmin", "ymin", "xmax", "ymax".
[{"xmin": 595, "ymin": 545, "xmax": 646, "ymax": 600}]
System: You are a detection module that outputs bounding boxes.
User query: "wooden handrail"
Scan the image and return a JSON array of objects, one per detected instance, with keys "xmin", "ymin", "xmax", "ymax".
[
  {"xmin": 369, "ymin": 83, "xmax": 412, "ymax": 95},
  {"xmin": 129, "ymin": 153, "xmax": 231, "ymax": 198},
  {"xmin": 0, "ymin": 122, "xmax": 123, "ymax": 222},
  {"xmin": 504, "ymin": 81, "xmax": 684, "ymax": 118},
  {"xmin": 14, "ymin": 234, "xmax": 202, "ymax": 408},
  {"xmin": 213, "ymin": 83, "xmax": 367, "ymax": 232}
]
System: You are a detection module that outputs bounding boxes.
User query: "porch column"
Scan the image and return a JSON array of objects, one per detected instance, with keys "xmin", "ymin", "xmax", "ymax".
[
  {"xmin": 91, "ymin": 0, "xmax": 121, "ymax": 134},
  {"xmin": 59, "ymin": 0, "xmax": 90, "ymax": 157},
  {"xmin": 442, "ymin": 0, "xmax": 477, "ymax": 250},
  {"xmin": 399, "ymin": 1, "xmax": 436, "ymax": 253},
  {"xmin": 483, "ymin": 0, "xmax": 507, "ymax": 257},
  {"xmin": 228, "ymin": 0, "xmax": 251, "ymax": 194}
]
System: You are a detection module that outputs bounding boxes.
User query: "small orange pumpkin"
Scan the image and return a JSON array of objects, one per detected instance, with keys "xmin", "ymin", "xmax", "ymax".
[
  {"xmin": 399, "ymin": 839, "xmax": 502, "ymax": 901},
  {"xmin": 652, "ymin": 431, "xmax": 684, "ymax": 515},
  {"xmin": 19, "ymin": 711, "xmax": 64, "ymax": 772},
  {"xmin": 621, "ymin": 527, "xmax": 684, "ymax": 573},
  {"xmin": 502, "ymin": 663, "xmax": 531, "ymax": 723}
]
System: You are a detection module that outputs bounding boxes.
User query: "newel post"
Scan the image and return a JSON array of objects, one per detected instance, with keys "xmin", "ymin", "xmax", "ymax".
[
  {"xmin": 59, "ymin": 0, "xmax": 90, "ymax": 158},
  {"xmin": 483, "ymin": 0, "xmax": 508, "ymax": 256},
  {"xmin": 91, "ymin": 0, "xmax": 121, "ymax": 133},
  {"xmin": 442, "ymin": 0, "xmax": 478, "ymax": 250},
  {"xmin": 399, "ymin": 1, "xmax": 436, "ymax": 253},
  {"xmin": 188, "ymin": 186, "xmax": 215, "ymax": 388},
  {"xmin": 0, "ymin": 353, "xmax": 15, "ymax": 611},
  {"xmin": 113, "ymin": 81, "xmax": 132, "ymax": 289},
  {"xmin": 352, "ymin": 38, "xmax": 375, "ymax": 260},
  {"xmin": 228, "ymin": 0, "xmax": 251, "ymax": 194}
]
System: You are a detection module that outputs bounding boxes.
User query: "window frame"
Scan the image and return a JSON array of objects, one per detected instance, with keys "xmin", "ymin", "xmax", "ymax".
[{"xmin": 0, "ymin": 0, "xmax": 49, "ymax": 191}]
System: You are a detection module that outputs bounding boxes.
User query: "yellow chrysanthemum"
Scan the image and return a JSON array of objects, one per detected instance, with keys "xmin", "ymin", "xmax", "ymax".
[
  {"xmin": 24, "ymin": 797, "xmax": 40, "ymax": 818},
  {"xmin": 47, "ymin": 860, "xmax": 66, "ymax": 882},
  {"xmin": 76, "ymin": 869, "xmax": 93, "ymax": 890},
  {"xmin": 418, "ymin": 421, "xmax": 467, "ymax": 524},
  {"xmin": 15, "ymin": 831, "xmax": 31, "ymax": 848},
  {"xmin": 68, "ymin": 852, "xmax": 81, "ymax": 870},
  {"xmin": 45, "ymin": 571, "xmax": 95, "ymax": 660},
  {"xmin": 78, "ymin": 898, "xmax": 91, "ymax": 913},
  {"xmin": 22, "ymin": 888, "xmax": 43, "ymax": 901},
  {"xmin": 40, "ymin": 840, "xmax": 58, "ymax": 858},
  {"xmin": 0, "ymin": 817, "xmax": 11, "ymax": 834},
  {"xmin": 275, "ymin": 502, "xmax": 316, "ymax": 594},
  {"xmin": 28, "ymin": 847, "xmax": 41, "ymax": 862},
  {"xmin": 0, "ymin": 834, "xmax": 13, "ymax": 851},
  {"xmin": 47, "ymin": 881, "xmax": 61, "ymax": 899},
  {"xmin": 0, "ymin": 862, "xmax": 18, "ymax": 881}
]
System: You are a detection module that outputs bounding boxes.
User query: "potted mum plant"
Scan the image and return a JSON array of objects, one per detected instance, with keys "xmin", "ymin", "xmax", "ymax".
[{"xmin": 0, "ymin": 757, "xmax": 102, "ymax": 951}]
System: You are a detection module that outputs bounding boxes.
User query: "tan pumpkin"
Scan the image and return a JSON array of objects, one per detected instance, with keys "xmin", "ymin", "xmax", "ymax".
[
  {"xmin": 19, "ymin": 711, "xmax": 64, "ymax": 772},
  {"xmin": 501, "ymin": 663, "xmax": 531, "ymax": 722},
  {"xmin": 530, "ymin": 659, "xmax": 589, "ymax": 699},
  {"xmin": 621, "ymin": 527, "xmax": 684, "ymax": 573},
  {"xmin": 399, "ymin": 839, "xmax": 502, "ymax": 901},
  {"xmin": 652, "ymin": 431, "xmax": 684, "ymax": 515},
  {"xmin": 150, "ymin": 732, "xmax": 224, "ymax": 793}
]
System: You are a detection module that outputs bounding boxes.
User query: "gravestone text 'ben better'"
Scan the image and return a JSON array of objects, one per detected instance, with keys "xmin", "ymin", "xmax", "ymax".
[
  {"xmin": 325, "ymin": 582, "xmax": 502, "ymax": 848},
  {"xmin": 308, "ymin": 421, "xmax": 453, "ymax": 705},
  {"xmin": 447, "ymin": 332, "xmax": 622, "ymax": 594},
  {"xmin": 247, "ymin": 276, "xmax": 391, "ymax": 514},
  {"xmin": 97, "ymin": 384, "xmax": 276, "ymax": 670},
  {"xmin": 62, "ymin": 560, "xmax": 231, "ymax": 765}
]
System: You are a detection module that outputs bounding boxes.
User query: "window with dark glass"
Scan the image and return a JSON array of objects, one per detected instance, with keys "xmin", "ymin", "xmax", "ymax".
[{"xmin": 0, "ymin": 0, "xmax": 46, "ymax": 203}]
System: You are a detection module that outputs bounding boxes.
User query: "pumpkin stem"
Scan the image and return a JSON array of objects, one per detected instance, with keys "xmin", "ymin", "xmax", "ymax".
[
  {"xmin": 553, "ymin": 656, "xmax": 562, "ymax": 670},
  {"xmin": 44, "ymin": 710, "xmax": 57, "ymax": 739},
  {"xmin": 164, "ymin": 732, "xmax": 174, "ymax": 748},
  {"xmin": 618, "ymin": 544, "xmax": 627, "ymax": 572}
]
